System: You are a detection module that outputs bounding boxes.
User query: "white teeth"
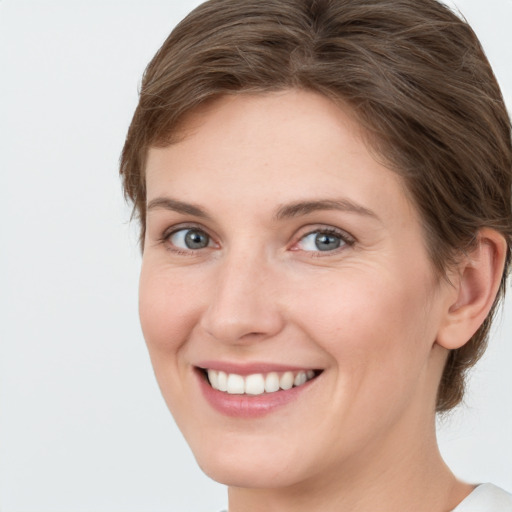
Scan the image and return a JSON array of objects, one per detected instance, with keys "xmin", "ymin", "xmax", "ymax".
[
  {"xmin": 294, "ymin": 371, "xmax": 307, "ymax": 387},
  {"xmin": 226, "ymin": 373, "xmax": 245, "ymax": 394},
  {"xmin": 264, "ymin": 372, "xmax": 280, "ymax": 393},
  {"xmin": 245, "ymin": 374, "xmax": 265, "ymax": 395},
  {"xmin": 206, "ymin": 368, "xmax": 317, "ymax": 395},
  {"xmin": 280, "ymin": 371, "xmax": 294, "ymax": 390},
  {"xmin": 217, "ymin": 371, "xmax": 228, "ymax": 392},
  {"xmin": 207, "ymin": 369, "xmax": 218, "ymax": 389}
]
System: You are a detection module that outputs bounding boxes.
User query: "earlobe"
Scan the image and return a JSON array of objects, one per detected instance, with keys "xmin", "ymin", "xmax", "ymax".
[{"xmin": 436, "ymin": 229, "xmax": 507, "ymax": 350}]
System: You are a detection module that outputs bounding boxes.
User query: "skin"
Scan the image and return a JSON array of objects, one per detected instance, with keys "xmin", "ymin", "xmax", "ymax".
[{"xmin": 139, "ymin": 90, "xmax": 505, "ymax": 511}]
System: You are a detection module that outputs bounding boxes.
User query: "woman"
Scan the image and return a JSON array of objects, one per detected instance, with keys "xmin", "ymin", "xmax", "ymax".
[{"xmin": 120, "ymin": 0, "xmax": 512, "ymax": 510}]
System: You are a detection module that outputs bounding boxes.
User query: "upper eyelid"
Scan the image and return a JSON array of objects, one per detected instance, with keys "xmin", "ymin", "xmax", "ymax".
[
  {"xmin": 162, "ymin": 223, "xmax": 212, "ymax": 239},
  {"xmin": 158, "ymin": 224, "xmax": 218, "ymax": 250},
  {"xmin": 157, "ymin": 222, "xmax": 355, "ymax": 249},
  {"xmin": 161, "ymin": 226, "xmax": 217, "ymax": 254},
  {"xmin": 296, "ymin": 225, "xmax": 355, "ymax": 243},
  {"xmin": 287, "ymin": 226, "xmax": 356, "ymax": 257}
]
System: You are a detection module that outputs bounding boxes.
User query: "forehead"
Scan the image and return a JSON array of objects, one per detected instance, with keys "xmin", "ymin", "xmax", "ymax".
[{"xmin": 144, "ymin": 90, "xmax": 415, "ymax": 225}]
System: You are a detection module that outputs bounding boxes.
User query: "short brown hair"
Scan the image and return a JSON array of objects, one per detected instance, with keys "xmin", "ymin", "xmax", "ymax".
[{"xmin": 120, "ymin": 0, "xmax": 512, "ymax": 412}]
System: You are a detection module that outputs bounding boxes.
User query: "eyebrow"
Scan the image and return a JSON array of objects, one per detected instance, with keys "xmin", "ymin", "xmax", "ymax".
[
  {"xmin": 146, "ymin": 196, "xmax": 379, "ymax": 222},
  {"xmin": 274, "ymin": 199, "xmax": 379, "ymax": 221},
  {"xmin": 146, "ymin": 197, "xmax": 212, "ymax": 219}
]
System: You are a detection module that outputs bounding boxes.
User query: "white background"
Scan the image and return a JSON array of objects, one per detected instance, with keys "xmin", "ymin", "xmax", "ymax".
[{"xmin": 0, "ymin": 1, "xmax": 510, "ymax": 511}]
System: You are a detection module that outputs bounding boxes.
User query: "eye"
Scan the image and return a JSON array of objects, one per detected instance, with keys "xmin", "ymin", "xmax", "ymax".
[
  {"xmin": 168, "ymin": 228, "xmax": 213, "ymax": 250},
  {"xmin": 296, "ymin": 229, "xmax": 351, "ymax": 252}
]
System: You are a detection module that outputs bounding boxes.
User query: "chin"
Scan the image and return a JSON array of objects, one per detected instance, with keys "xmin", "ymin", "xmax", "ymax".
[
  {"xmin": 188, "ymin": 432, "xmax": 315, "ymax": 489},
  {"xmin": 196, "ymin": 455, "xmax": 306, "ymax": 489}
]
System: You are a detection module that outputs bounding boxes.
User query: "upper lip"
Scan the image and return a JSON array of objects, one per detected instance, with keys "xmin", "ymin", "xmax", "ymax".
[{"xmin": 195, "ymin": 361, "xmax": 319, "ymax": 375}]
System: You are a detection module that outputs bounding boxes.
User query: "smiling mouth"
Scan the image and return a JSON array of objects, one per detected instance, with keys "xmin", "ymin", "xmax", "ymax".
[{"xmin": 200, "ymin": 368, "xmax": 322, "ymax": 396}]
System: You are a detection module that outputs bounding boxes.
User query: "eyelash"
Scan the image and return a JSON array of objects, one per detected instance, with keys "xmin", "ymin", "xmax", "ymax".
[
  {"xmin": 158, "ymin": 224, "xmax": 215, "ymax": 256},
  {"xmin": 158, "ymin": 225, "xmax": 355, "ymax": 256},
  {"xmin": 293, "ymin": 227, "xmax": 355, "ymax": 256}
]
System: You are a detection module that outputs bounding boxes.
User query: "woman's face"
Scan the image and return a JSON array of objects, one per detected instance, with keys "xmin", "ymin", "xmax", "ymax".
[{"xmin": 140, "ymin": 90, "xmax": 454, "ymax": 488}]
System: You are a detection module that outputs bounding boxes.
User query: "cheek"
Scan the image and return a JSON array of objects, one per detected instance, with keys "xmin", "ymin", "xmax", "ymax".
[
  {"xmin": 138, "ymin": 262, "xmax": 200, "ymax": 362},
  {"xmin": 138, "ymin": 262, "xmax": 209, "ymax": 423},
  {"xmin": 295, "ymin": 267, "xmax": 437, "ymax": 390}
]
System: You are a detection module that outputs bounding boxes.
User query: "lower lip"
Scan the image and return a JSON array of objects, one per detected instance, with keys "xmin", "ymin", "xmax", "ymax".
[{"xmin": 196, "ymin": 370, "xmax": 317, "ymax": 418}]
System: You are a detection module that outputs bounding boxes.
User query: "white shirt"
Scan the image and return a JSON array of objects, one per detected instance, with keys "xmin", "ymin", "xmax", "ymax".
[{"xmin": 452, "ymin": 483, "xmax": 512, "ymax": 511}]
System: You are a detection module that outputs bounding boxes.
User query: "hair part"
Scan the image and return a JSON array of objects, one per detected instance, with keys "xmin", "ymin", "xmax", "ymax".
[{"xmin": 120, "ymin": 0, "xmax": 512, "ymax": 411}]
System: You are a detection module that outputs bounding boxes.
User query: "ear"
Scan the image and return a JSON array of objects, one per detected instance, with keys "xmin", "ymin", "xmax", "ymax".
[{"xmin": 436, "ymin": 228, "xmax": 507, "ymax": 350}]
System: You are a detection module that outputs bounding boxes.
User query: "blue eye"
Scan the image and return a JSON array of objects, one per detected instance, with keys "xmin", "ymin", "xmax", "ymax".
[
  {"xmin": 298, "ymin": 230, "xmax": 347, "ymax": 252},
  {"xmin": 168, "ymin": 228, "xmax": 211, "ymax": 250}
]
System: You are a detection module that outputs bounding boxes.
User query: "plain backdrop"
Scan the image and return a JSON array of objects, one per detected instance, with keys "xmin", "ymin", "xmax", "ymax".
[{"xmin": 0, "ymin": 1, "xmax": 511, "ymax": 511}]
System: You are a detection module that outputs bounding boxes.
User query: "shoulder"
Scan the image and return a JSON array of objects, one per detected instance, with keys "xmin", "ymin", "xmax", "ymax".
[{"xmin": 452, "ymin": 483, "xmax": 512, "ymax": 512}]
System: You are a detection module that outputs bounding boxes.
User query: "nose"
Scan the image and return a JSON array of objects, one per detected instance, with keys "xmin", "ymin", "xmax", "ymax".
[{"xmin": 199, "ymin": 248, "xmax": 285, "ymax": 345}]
